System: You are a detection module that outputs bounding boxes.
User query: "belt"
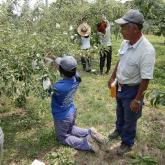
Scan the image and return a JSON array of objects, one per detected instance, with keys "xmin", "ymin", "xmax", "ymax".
[{"xmin": 118, "ymin": 83, "xmax": 140, "ymax": 87}]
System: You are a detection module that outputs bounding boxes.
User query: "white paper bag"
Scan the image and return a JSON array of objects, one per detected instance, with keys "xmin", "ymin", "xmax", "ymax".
[
  {"xmin": 0, "ymin": 127, "xmax": 4, "ymax": 150},
  {"xmin": 31, "ymin": 159, "xmax": 45, "ymax": 165},
  {"xmin": 42, "ymin": 77, "xmax": 51, "ymax": 90},
  {"xmin": 0, "ymin": 127, "xmax": 4, "ymax": 164}
]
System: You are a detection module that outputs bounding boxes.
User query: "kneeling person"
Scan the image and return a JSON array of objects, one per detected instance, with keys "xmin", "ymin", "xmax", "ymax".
[{"xmin": 49, "ymin": 55, "xmax": 105, "ymax": 152}]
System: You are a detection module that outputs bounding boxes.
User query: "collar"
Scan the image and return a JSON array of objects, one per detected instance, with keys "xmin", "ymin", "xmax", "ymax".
[
  {"xmin": 63, "ymin": 76, "xmax": 75, "ymax": 80},
  {"xmin": 127, "ymin": 35, "xmax": 144, "ymax": 49}
]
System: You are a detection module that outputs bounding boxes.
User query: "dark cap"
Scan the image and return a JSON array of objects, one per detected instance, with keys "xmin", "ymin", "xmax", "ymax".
[
  {"xmin": 55, "ymin": 55, "xmax": 77, "ymax": 71},
  {"xmin": 115, "ymin": 9, "xmax": 144, "ymax": 25}
]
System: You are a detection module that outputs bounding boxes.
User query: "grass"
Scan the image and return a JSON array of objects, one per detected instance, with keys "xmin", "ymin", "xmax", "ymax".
[{"xmin": 0, "ymin": 35, "xmax": 165, "ymax": 165}]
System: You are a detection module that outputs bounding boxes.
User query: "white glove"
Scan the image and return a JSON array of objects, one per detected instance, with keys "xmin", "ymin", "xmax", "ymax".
[
  {"xmin": 44, "ymin": 57, "xmax": 54, "ymax": 65},
  {"xmin": 42, "ymin": 77, "xmax": 51, "ymax": 90},
  {"xmin": 102, "ymin": 15, "xmax": 109, "ymax": 24},
  {"xmin": 102, "ymin": 15, "xmax": 106, "ymax": 21}
]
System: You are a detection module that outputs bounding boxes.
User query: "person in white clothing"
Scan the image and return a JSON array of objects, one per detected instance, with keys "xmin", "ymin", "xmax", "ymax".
[
  {"xmin": 77, "ymin": 22, "xmax": 92, "ymax": 72},
  {"xmin": 108, "ymin": 9, "xmax": 156, "ymax": 155},
  {"xmin": 97, "ymin": 16, "xmax": 112, "ymax": 75}
]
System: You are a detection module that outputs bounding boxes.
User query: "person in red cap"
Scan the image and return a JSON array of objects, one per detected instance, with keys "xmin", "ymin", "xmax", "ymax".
[{"xmin": 97, "ymin": 16, "xmax": 112, "ymax": 75}]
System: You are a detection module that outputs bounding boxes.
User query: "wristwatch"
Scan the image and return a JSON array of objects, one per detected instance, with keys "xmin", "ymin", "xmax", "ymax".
[{"xmin": 134, "ymin": 99, "xmax": 141, "ymax": 104}]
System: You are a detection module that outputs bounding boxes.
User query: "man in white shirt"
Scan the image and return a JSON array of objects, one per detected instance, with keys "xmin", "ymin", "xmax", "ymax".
[
  {"xmin": 97, "ymin": 16, "xmax": 112, "ymax": 75},
  {"xmin": 108, "ymin": 9, "xmax": 155, "ymax": 155}
]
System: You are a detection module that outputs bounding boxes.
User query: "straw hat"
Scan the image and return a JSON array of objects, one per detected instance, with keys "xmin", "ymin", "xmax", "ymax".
[{"xmin": 77, "ymin": 22, "xmax": 91, "ymax": 37}]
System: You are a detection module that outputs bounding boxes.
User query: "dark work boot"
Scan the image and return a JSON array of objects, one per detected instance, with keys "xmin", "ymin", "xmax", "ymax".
[
  {"xmin": 100, "ymin": 70, "xmax": 103, "ymax": 75},
  {"xmin": 117, "ymin": 142, "xmax": 131, "ymax": 156},
  {"xmin": 108, "ymin": 129, "xmax": 120, "ymax": 139},
  {"xmin": 105, "ymin": 71, "xmax": 109, "ymax": 75}
]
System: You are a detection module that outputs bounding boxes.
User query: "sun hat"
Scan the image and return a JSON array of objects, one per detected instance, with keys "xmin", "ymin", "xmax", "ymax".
[
  {"xmin": 77, "ymin": 22, "xmax": 91, "ymax": 37},
  {"xmin": 55, "ymin": 55, "xmax": 77, "ymax": 71},
  {"xmin": 115, "ymin": 9, "xmax": 144, "ymax": 25}
]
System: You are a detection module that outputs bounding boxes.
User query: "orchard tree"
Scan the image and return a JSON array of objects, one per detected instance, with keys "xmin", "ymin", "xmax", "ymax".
[
  {"xmin": 0, "ymin": 0, "xmax": 129, "ymax": 107},
  {"xmin": 130, "ymin": 0, "xmax": 165, "ymax": 43}
]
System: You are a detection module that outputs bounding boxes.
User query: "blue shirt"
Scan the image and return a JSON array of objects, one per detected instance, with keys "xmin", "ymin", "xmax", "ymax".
[{"xmin": 51, "ymin": 76, "xmax": 80, "ymax": 120}]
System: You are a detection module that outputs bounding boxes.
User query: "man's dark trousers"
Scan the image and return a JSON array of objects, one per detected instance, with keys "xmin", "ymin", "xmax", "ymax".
[
  {"xmin": 116, "ymin": 85, "xmax": 143, "ymax": 147},
  {"xmin": 100, "ymin": 46, "xmax": 112, "ymax": 74}
]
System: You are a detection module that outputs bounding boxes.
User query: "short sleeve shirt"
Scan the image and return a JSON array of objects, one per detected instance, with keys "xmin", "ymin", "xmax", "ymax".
[
  {"xmin": 98, "ymin": 22, "xmax": 112, "ymax": 46},
  {"xmin": 81, "ymin": 36, "xmax": 90, "ymax": 49},
  {"xmin": 51, "ymin": 76, "xmax": 80, "ymax": 120},
  {"xmin": 116, "ymin": 35, "xmax": 156, "ymax": 84}
]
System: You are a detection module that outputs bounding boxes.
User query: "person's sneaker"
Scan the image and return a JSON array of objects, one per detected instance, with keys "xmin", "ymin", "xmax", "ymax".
[
  {"xmin": 117, "ymin": 143, "xmax": 131, "ymax": 156},
  {"xmin": 108, "ymin": 129, "xmax": 120, "ymax": 139},
  {"xmin": 87, "ymin": 135, "xmax": 100, "ymax": 153},
  {"xmin": 90, "ymin": 127, "xmax": 106, "ymax": 144}
]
